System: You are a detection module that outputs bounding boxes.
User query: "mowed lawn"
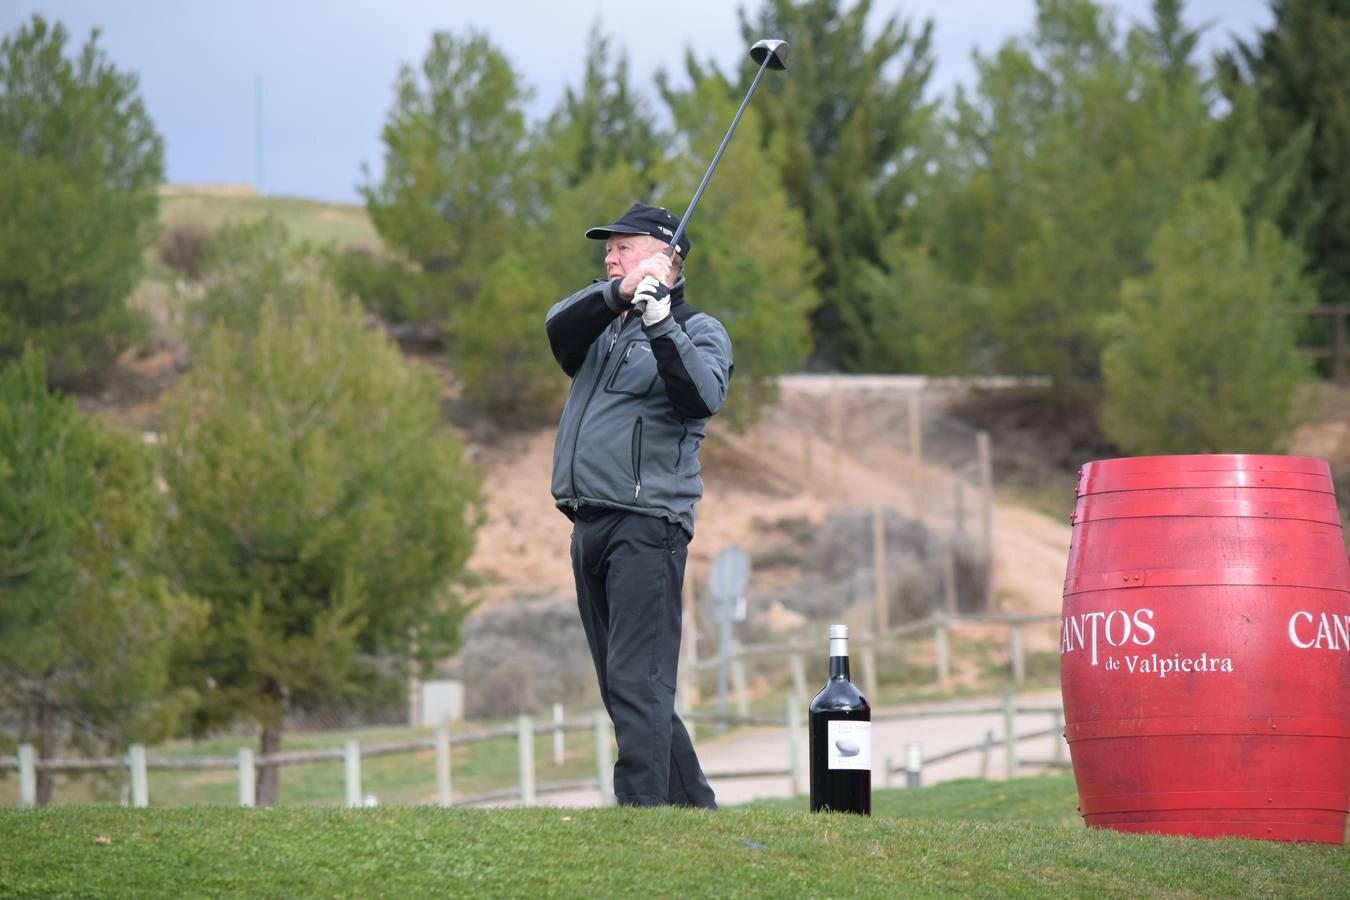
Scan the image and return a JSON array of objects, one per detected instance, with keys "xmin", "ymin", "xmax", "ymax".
[{"xmin": 2, "ymin": 776, "xmax": 1345, "ymax": 898}]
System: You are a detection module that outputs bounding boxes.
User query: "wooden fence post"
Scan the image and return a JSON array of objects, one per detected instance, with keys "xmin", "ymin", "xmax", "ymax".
[
  {"xmin": 830, "ymin": 375, "xmax": 842, "ymax": 494},
  {"xmin": 594, "ymin": 710, "xmax": 614, "ymax": 806},
  {"xmin": 977, "ymin": 430, "xmax": 994, "ymax": 610},
  {"xmin": 1009, "ymin": 622, "xmax": 1026, "ymax": 686},
  {"xmin": 731, "ymin": 655, "xmax": 750, "ymax": 720},
  {"xmin": 979, "ymin": 730, "xmax": 994, "ymax": 780},
  {"xmin": 785, "ymin": 695, "xmax": 807, "ymax": 797},
  {"xmin": 1053, "ymin": 709, "xmax": 1066, "ymax": 764},
  {"xmin": 860, "ymin": 643, "xmax": 880, "ymax": 704},
  {"xmin": 908, "ymin": 389, "xmax": 924, "ymax": 521},
  {"xmin": 944, "ymin": 548, "xmax": 958, "ymax": 616},
  {"xmin": 128, "ymin": 743, "xmax": 148, "ymax": 808},
  {"xmin": 905, "ymin": 741, "xmax": 923, "ymax": 790},
  {"xmin": 873, "ymin": 507, "xmax": 889, "ymax": 634},
  {"xmin": 1003, "ymin": 688, "xmax": 1018, "ymax": 780},
  {"xmin": 790, "ymin": 653, "xmax": 808, "ymax": 703},
  {"xmin": 517, "ymin": 715, "xmax": 536, "ymax": 807},
  {"xmin": 344, "ymin": 740, "xmax": 362, "ymax": 808},
  {"xmin": 552, "ymin": 703, "xmax": 565, "ymax": 766},
  {"xmin": 934, "ymin": 623, "xmax": 951, "ymax": 689},
  {"xmin": 435, "ymin": 728, "xmax": 452, "ymax": 807},
  {"xmin": 679, "ymin": 569, "xmax": 699, "ymax": 713},
  {"xmin": 237, "ymin": 748, "xmax": 255, "ymax": 808},
  {"xmin": 18, "ymin": 744, "xmax": 35, "ymax": 809}
]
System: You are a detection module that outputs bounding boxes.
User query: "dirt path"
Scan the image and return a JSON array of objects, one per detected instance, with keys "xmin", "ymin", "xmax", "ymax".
[{"xmin": 517, "ymin": 690, "xmax": 1069, "ymax": 810}]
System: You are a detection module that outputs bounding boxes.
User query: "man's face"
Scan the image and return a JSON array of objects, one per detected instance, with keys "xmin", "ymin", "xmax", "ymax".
[{"xmin": 604, "ymin": 233, "xmax": 665, "ymax": 281}]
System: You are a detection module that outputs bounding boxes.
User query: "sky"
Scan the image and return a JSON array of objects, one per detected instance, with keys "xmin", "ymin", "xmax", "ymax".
[{"xmin": 9, "ymin": 1, "xmax": 1272, "ymax": 204}]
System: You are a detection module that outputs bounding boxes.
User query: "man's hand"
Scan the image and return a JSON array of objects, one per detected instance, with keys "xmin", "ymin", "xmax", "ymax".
[
  {"xmin": 618, "ymin": 252, "xmax": 673, "ymax": 301},
  {"xmin": 636, "ymin": 276, "xmax": 671, "ymax": 327}
]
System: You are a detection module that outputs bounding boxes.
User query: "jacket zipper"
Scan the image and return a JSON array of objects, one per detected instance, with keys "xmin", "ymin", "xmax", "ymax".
[
  {"xmin": 631, "ymin": 417, "xmax": 643, "ymax": 499},
  {"xmin": 567, "ymin": 317, "xmax": 628, "ymax": 507}
]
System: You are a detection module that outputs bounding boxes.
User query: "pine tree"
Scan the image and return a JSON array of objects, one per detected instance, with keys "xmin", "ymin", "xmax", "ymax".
[
  {"xmin": 1100, "ymin": 182, "xmax": 1313, "ymax": 453},
  {"xmin": 0, "ymin": 15, "xmax": 164, "ymax": 389},
  {"xmin": 0, "ymin": 352, "xmax": 201, "ymax": 804},
  {"xmin": 361, "ymin": 30, "xmax": 532, "ymax": 324},
  {"xmin": 734, "ymin": 0, "xmax": 937, "ymax": 365},
  {"xmin": 160, "ymin": 271, "xmax": 481, "ymax": 807}
]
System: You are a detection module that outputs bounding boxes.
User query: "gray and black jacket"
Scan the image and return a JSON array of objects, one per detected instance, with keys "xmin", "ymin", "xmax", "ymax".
[{"xmin": 546, "ymin": 276, "xmax": 733, "ymax": 537}]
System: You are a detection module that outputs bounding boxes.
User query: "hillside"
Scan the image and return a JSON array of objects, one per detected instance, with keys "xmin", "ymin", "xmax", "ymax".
[{"xmin": 90, "ymin": 188, "xmax": 1350, "ymax": 636}]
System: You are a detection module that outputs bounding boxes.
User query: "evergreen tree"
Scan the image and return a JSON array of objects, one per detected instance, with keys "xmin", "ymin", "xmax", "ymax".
[
  {"xmin": 1100, "ymin": 182, "xmax": 1312, "ymax": 453},
  {"xmin": 735, "ymin": 0, "xmax": 937, "ymax": 365},
  {"xmin": 361, "ymin": 30, "xmax": 532, "ymax": 323},
  {"xmin": 532, "ymin": 23, "xmax": 660, "ymax": 196},
  {"xmin": 160, "ymin": 276, "xmax": 481, "ymax": 807},
  {"xmin": 0, "ymin": 15, "xmax": 164, "ymax": 389},
  {"xmin": 892, "ymin": 0, "xmax": 1216, "ymax": 412},
  {"xmin": 1221, "ymin": 0, "xmax": 1350, "ymax": 370},
  {"xmin": 0, "ymin": 352, "xmax": 201, "ymax": 804}
]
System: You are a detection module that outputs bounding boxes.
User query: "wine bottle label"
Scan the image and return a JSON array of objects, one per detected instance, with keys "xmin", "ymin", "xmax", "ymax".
[{"xmin": 826, "ymin": 720, "xmax": 872, "ymax": 770}]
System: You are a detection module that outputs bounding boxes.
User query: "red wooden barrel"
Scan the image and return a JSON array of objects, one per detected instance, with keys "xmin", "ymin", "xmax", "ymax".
[{"xmin": 1061, "ymin": 454, "xmax": 1350, "ymax": 843}]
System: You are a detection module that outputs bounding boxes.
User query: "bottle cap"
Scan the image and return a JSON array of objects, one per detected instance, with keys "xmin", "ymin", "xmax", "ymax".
[{"xmin": 828, "ymin": 624, "xmax": 848, "ymax": 640}]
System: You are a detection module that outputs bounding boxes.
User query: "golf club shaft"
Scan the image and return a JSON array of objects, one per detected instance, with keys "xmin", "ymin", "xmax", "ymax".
[{"xmin": 634, "ymin": 53, "xmax": 775, "ymax": 312}]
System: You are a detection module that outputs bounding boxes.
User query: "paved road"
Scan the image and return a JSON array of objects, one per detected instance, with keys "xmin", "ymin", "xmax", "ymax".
[{"xmin": 528, "ymin": 691, "xmax": 1070, "ymax": 809}]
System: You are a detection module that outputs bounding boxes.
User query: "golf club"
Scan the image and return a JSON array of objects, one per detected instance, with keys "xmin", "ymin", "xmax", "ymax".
[{"xmin": 634, "ymin": 38, "xmax": 790, "ymax": 312}]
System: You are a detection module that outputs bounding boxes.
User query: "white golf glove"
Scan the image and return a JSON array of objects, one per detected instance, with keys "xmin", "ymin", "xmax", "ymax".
[{"xmin": 636, "ymin": 276, "xmax": 671, "ymax": 327}]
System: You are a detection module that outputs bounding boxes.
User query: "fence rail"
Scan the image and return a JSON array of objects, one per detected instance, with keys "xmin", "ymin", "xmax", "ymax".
[{"xmin": 3, "ymin": 690, "xmax": 1069, "ymax": 810}]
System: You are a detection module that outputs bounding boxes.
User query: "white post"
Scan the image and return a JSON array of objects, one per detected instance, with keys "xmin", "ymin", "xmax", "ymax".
[
  {"xmin": 785, "ymin": 695, "xmax": 806, "ymax": 797},
  {"xmin": 237, "ymin": 748, "xmax": 255, "ymax": 808},
  {"xmin": 1003, "ymin": 688, "xmax": 1018, "ymax": 780},
  {"xmin": 552, "ymin": 703, "xmax": 565, "ymax": 767},
  {"xmin": 344, "ymin": 740, "xmax": 362, "ymax": 808},
  {"xmin": 517, "ymin": 714, "xmax": 536, "ymax": 807},
  {"xmin": 905, "ymin": 741, "xmax": 922, "ymax": 790},
  {"xmin": 18, "ymin": 744, "xmax": 36, "ymax": 809},
  {"xmin": 128, "ymin": 743, "xmax": 148, "ymax": 808},
  {"xmin": 435, "ymin": 728, "xmax": 452, "ymax": 807},
  {"xmin": 884, "ymin": 756, "xmax": 894, "ymax": 789},
  {"xmin": 594, "ymin": 710, "xmax": 614, "ymax": 806}
]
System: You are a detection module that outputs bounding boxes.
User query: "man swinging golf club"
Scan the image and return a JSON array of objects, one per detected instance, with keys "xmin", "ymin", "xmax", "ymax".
[{"xmin": 544, "ymin": 38, "xmax": 787, "ymax": 808}]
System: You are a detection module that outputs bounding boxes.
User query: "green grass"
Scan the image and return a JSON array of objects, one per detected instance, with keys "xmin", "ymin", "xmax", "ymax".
[
  {"xmin": 159, "ymin": 188, "xmax": 381, "ymax": 250},
  {"xmin": 0, "ymin": 776, "xmax": 1343, "ymax": 898}
]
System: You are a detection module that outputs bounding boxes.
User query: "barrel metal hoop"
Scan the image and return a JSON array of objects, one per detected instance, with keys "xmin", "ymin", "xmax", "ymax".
[
  {"xmin": 1078, "ymin": 789, "xmax": 1350, "ymax": 815},
  {"xmin": 1078, "ymin": 470, "xmax": 1334, "ymax": 495},
  {"xmin": 1072, "ymin": 496, "xmax": 1344, "ymax": 526},
  {"xmin": 1066, "ymin": 716, "xmax": 1350, "ymax": 741},
  {"xmin": 1063, "ymin": 567, "xmax": 1350, "ymax": 595}
]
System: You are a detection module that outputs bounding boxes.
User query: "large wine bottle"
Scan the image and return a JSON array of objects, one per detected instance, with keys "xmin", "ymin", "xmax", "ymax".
[{"xmin": 809, "ymin": 624, "xmax": 871, "ymax": 814}]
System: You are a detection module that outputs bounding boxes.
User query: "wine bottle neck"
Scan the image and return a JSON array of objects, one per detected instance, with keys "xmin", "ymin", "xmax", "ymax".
[{"xmin": 829, "ymin": 655, "xmax": 851, "ymax": 680}]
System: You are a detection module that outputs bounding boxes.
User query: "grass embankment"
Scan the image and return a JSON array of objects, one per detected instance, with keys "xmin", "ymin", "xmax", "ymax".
[
  {"xmin": 1, "ymin": 775, "xmax": 1344, "ymax": 898},
  {"xmin": 158, "ymin": 188, "xmax": 381, "ymax": 250}
]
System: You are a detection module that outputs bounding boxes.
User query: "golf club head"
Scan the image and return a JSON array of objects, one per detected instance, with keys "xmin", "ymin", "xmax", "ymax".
[{"xmin": 749, "ymin": 39, "xmax": 790, "ymax": 70}]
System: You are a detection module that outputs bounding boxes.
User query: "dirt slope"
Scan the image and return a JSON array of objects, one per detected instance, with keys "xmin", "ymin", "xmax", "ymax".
[{"xmin": 467, "ymin": 380, "xmax": 1073, "ymax": 615}]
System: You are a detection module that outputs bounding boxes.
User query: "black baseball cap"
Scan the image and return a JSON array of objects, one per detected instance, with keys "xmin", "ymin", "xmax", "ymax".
[{"xmin": 585, "ymin": 202, "xmax": 692, "ymax": 259}]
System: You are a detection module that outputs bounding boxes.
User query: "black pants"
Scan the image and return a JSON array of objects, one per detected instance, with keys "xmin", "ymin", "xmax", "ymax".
[{"xmin": 570, "ymin": 508, "xmax": 717, "ymax": 809}]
